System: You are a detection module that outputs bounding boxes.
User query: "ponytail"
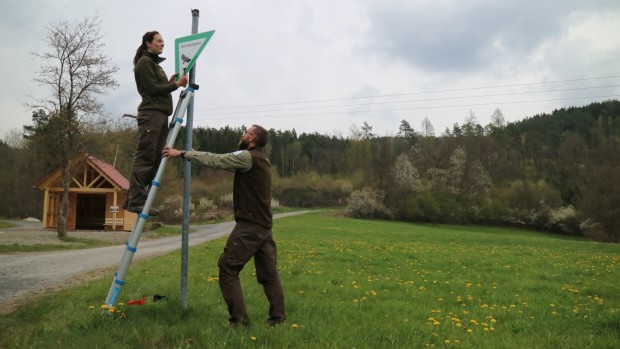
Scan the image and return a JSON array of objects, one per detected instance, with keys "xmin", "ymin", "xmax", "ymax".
[{"xmin": 133, "ymin": 31, "xmax": 160, "ymax": 66}]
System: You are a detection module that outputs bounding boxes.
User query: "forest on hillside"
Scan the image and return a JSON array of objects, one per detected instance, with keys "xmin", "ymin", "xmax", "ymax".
[{"xmin": 1, "ymin": 100, "xmax": 618, "ymax": 242}]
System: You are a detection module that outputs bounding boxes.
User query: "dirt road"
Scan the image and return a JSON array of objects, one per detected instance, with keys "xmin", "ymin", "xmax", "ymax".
[{"xmin": 0, "ymin": 212, "xmax": 305, "ymax": 314}]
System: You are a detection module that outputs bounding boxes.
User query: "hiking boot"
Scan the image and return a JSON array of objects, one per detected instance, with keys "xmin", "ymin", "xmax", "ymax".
[
  {"xmin": 126, "ymin": 206, "xmax": 160, "ymax": 216},
  {"xmin": 267, "ymin": 317, "xmax": 285, "ymax": 327}
]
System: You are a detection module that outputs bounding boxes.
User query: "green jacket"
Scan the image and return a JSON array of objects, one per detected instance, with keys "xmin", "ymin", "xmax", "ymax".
[{"xmin": 134, "ymin": 52, "xmax": 179, "ymax": 115}]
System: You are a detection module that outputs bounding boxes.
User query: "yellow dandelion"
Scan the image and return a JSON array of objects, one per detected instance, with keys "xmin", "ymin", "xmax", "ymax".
[
  {"xmin": 118, "ymin": 302, "xmax": 125, "ymax": 306},
  {"xmin": 291, "ymin": 323, "xmax": 299, "ymax": 329},
  {"xmin": 88, "ymin": 305, "xmax": 95, "ymax": 310},
  {"xmin": 433, "ymin": 321, "xmax": 440, "ymax": 326},
  {"xmin": 100, "ymin": 304, "xmax": 108, "ymax": 309},
  {"xmin": 251, "ymin": 336, "xmax": 257, "ymax": 341},
  {"xmin": 467, "ymin": 329, "xmax": 473, "ymax": 334}
]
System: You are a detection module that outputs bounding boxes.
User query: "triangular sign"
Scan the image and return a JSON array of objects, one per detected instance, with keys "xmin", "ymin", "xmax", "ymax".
[{"xmin": 174, "ymin": 30, "xmax": 215, "ymax": 79}]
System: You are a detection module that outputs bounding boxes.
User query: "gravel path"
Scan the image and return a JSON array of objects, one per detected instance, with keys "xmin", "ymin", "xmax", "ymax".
[{"xmin": 0, "ymin": 212, "xmax": 306, "ymax": 315}]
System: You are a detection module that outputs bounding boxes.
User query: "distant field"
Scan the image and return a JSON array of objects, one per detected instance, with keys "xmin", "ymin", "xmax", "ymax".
[{"xmin": 1, "ymin": 211, "xmax": 618, "ymax": 348}]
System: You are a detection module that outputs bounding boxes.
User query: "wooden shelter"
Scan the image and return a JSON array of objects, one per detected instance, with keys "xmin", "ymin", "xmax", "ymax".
[{"xmin": 36, "ymin": 154, "xmax": 136, "ymax": 231}]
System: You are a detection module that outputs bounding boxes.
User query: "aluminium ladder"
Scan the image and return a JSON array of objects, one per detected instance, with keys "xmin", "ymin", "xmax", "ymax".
[{"xmin": 104, "ymin": 84, "xmax": 198, "ymax": 308}]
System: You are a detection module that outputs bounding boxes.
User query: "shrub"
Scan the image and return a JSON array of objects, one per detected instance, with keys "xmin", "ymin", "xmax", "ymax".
[
  {"xmin": 546, "ymin": 205, "xmax": 581, "ymax": 235},
  {"xmin": 157, "ymin": 194, "xmax": 219, "ymax": 224},
  {"xmin": 218, "ymin": 192, "xmax": 233, "ymax": 210},
  {"xmin": 274, "ymin": 172, "xmax": 352, "ymax": 207},
  {"xmin": 345, "ymin": 187, "xmax": 393, "ymax": 219}
]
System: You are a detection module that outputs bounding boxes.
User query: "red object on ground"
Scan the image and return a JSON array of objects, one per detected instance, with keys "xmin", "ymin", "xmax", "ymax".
[{"xmin": 127, "ymin": 296, "xmax": 147, "ymax": 306}]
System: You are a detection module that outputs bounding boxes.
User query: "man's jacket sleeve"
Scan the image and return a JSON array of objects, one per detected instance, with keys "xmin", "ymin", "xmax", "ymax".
[{"xmin": 184, "ymin": 150, "xmax": 252, "ymax": 172}]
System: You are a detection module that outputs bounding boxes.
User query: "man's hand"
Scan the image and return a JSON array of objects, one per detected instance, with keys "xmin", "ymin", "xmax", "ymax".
[{"xmin": 162, "ymin": 146, "xmax": 182, "ymax": 158}]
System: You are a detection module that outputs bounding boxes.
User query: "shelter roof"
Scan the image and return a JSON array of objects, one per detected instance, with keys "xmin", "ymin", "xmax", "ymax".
[{"xmin": 36, "ymin": 153, "xmax": 129, "ymax": 190}]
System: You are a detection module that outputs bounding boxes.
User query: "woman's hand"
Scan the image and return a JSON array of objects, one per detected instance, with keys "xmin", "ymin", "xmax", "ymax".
[{"xmin": 176, "ymin": 74, "xmax": 188, "ymax": 88}]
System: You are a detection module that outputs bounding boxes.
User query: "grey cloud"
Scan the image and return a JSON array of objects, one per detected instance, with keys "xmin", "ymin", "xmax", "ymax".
[{"xmin": 361, "ymin": 0, "xmax": 619, "ymax": 73}]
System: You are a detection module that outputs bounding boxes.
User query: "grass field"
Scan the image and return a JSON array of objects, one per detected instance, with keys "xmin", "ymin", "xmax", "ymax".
[
  {"xmin": 0, "ymin": 220, "xmax": 15, "ymax": 228},
  {"xmin": 0, "ymin": 211, "xmax": 618, "ymax": 348}
]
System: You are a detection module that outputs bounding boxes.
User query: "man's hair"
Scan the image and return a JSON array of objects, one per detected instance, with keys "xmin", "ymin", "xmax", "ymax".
[{"xmin": 252, "ymin": 125, "xmax": 269, "ymax": 148}]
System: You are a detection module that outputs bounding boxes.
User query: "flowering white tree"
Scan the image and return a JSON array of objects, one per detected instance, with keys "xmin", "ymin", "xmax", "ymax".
[
  {"xmin": 427, "ymin": 147, "xmax": 491, "ymax": 200},
  {"xmin": 393, "ymin": 154, "xmax": 422, "ymax": 191},
  {"xmin": 345, "ymin": 187, "xmax": 393, "ymax": 219}
]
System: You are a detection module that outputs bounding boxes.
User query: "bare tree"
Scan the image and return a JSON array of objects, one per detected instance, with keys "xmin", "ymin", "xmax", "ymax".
[
  {"xmin": 489, "ymin": 108, "xmax": 506, "ymax": 129},
  {"xmin": 348, "ymin": 123, "xmax": 362, "ymax": 140},
  {"xmin": 420, "ymin": 117, "xmax": 435, "ymax": 137},
  {"xmin": 26, "ymin": 15, "xmax": 118, "ymax": 237}
]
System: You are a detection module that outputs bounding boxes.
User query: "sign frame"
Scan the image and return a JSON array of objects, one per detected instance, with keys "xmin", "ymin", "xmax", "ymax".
[{"xmin": 174, "ymin": 30, "xmax": 215, "ymax": 79}]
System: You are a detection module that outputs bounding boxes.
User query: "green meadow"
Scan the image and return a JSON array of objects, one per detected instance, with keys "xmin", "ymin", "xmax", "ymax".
[{"xmin": 1, "ymin": 211, "xmax": 618, "ymax": 348}]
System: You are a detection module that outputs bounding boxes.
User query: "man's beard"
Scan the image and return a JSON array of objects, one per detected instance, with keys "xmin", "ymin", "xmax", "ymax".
[{"xmin": 237, "ymin": 136, "xmax": 248, "ymax": 150}]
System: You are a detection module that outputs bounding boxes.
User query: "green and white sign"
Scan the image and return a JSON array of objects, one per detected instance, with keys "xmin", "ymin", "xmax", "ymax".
[{"xmin": 174, "ymin": 30, "xmax": 215, "ymax": 79}]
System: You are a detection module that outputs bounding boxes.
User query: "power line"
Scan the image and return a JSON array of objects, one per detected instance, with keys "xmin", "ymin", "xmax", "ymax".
[
  {"xmin": 195, "ymin": 75, "xmax": 620, "ymax": 112},
  {"xmin": 194, "ymin": 94, "xmax": 620, "ymax": 122},
  {"xmin": 194, "ymin": 84, "xmax": 620, "ymax": 117}
]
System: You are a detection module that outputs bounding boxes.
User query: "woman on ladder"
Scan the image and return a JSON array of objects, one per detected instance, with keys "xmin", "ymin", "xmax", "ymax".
[{"xmin": 123, "ymin": 31, "xmax": 188, "ymax": 216}]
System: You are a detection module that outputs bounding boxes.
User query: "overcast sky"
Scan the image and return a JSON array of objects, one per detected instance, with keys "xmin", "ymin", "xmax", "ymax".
[{"xmin": 1, "ymin": 0, "xmax": 619, "ymax": 141}]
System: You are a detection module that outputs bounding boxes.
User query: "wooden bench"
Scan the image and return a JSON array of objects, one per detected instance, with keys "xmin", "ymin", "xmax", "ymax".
[{"xmin": 104, "ymin": 218, "xmax": 124, "ymax": 227}]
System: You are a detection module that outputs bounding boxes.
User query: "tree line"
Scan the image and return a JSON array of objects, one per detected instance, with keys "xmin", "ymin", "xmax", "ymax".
[
  {"xmin": 165, "ymin": 100, "xmax": 620, "ymax": 243},
  {"xmin": 2, "ymin": 100, "xmax": 618, "ymax": 242}
]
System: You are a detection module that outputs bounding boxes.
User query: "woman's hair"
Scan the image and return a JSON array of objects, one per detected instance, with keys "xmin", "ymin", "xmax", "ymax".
[
  {"xmin": 252, "ymin": 125, "xmax": 269, "ymax": 148},
  {"xmin": 133, "ymin": 31, "xmax": 160, "ymax": 66}
]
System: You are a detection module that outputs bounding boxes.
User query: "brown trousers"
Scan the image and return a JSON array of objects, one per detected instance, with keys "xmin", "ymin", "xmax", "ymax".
[
  {"xmin": 125, "ymin": 110, "xmax": 169, "ymax": 209},
  {"xmin": 218, "ymin": 221, "xmax": 286, "ymax": 325}
]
